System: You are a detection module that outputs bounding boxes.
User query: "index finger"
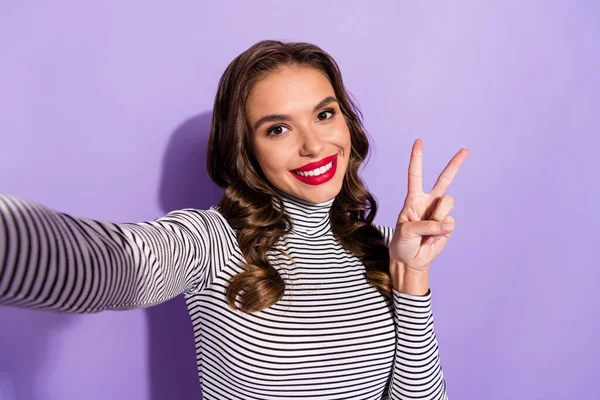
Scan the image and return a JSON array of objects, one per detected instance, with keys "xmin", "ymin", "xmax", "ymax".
[{"xmin": 430, "ymin": 147, "xmax": 469, "ymax": 196}]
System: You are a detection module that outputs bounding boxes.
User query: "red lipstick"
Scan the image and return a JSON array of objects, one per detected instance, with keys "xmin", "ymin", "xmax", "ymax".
[{"xmin": 290, "ymin": 154, "xmax": 338, "ymax": 186}]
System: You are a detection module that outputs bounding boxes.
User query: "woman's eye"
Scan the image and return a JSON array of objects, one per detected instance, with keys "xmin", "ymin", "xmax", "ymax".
[
  {"xmin": 267, "ymin": 124, "xmax": 289, "ymax": 136},
  {"xmin": 317, "ymin": 109, "xmax": 335, "ymax": 121}
]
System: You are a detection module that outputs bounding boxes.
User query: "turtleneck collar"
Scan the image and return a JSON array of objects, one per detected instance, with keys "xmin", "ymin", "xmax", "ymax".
[{"xmin": 275, "ymin": 190, "xmax": 335, "ymax": 235}]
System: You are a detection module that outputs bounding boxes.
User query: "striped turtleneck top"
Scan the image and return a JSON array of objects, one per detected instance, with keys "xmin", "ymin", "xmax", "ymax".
[{"xmin": 0, "ymin": 193, "xmax": 448, "ymax": 399}]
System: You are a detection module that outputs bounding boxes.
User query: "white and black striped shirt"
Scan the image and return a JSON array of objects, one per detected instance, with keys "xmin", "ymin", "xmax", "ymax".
[{"xmin": 0, "ymin": 193, "xmax": 448, "ymax": 399}]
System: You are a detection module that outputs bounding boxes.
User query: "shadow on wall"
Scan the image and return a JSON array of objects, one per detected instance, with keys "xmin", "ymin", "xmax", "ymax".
[
  {"xmin": 0, "ymin": 307, "xmax": 73, "ymax": 400},
  {"xmin": 147, "ymin": 111, "xmax": 223, "ymax": 400},
  {"xmin": 0, "ymin": 112, "xmax": 222, "ymax": 400}
]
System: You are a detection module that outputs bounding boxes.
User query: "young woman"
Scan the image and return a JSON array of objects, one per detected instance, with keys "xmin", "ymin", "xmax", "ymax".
[{"xmin": 0, "ymin": 40, "xmax": 468, "ymax": 399}]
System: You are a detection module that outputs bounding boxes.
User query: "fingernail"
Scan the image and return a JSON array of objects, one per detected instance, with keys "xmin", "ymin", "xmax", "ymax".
[{"xmin": 442, "ymin": 223, "xmax": 455, "ymax": 232}]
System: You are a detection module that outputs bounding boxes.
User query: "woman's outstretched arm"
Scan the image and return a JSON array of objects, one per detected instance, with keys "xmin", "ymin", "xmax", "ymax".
[{"xmin": 0, "ymin": 194, "xmax": 219, "ymax": 313}]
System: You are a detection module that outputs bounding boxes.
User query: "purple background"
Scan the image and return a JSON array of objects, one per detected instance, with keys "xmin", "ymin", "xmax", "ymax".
[{"xmin": 0, "ymin": 1, "xmax": 598, "ymax": 399}]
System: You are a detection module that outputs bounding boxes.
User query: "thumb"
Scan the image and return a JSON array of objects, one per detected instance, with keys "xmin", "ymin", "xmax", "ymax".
[{"xmin": 398, "ymin": 219, "xmax": 455, "ymax": 239}]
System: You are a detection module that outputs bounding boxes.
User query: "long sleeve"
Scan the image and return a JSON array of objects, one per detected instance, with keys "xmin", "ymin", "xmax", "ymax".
[
  {"xmin": 374, "ymin": 223, "xmax": 448, "ymax": 399},
  {"xmin": 0, "ymin": 194, "xmax": 223, "ymax": 313},
  {"xmin": 387, "ymin": 289, "xmax": 448, "ymax": 399}
]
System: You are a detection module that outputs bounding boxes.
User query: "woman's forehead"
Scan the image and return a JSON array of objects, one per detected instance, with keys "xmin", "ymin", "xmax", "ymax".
[{"xmin": 247, "ymin": 66, "xmax": 335, "ymax": 116}]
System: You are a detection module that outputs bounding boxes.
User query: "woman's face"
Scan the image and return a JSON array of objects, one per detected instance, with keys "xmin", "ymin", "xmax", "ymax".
[{"xmin": 246, "ymin": 65, "xmax": 351, "ymax": 204}]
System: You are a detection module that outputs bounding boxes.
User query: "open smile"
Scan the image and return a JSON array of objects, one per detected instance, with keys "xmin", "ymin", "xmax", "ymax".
[{"xmin": 290, "ymin": 154, "xmax": 338, "ymax": 186}]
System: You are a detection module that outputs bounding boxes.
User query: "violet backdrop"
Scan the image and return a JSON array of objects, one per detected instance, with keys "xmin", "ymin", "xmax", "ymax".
[{"xmin": 0, "ymin": 1, "xmax": 598, "ymax": 399}]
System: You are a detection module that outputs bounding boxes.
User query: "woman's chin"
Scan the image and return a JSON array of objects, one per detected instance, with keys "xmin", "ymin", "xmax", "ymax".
[{"xmin": 292, "ymin": 181, "xmax": 343, "ymax": 204}]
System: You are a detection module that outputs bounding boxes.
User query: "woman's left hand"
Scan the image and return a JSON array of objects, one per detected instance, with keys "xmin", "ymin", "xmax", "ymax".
[{"xmin": 389, "ymin": 139, "xmax": 469, "ymax": 292}]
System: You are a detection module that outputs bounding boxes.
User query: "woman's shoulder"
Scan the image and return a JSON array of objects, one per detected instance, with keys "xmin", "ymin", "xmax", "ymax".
[
  {"xmin": 372, "ymin": 223, "xmax": 395, "ymax": 247},
  {"xmin": 158, "ymin": 206, "xmax": 236, "ymax": 238}
]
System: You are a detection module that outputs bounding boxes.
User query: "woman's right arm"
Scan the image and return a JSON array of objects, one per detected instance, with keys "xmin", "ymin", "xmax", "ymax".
[{"xmin": 0, "ymin": 194, "xmax": 216, "ymax": 313}]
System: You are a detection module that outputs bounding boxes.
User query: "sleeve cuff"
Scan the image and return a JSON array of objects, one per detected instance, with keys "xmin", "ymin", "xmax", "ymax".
[
  {"xmin": 392, "ymin": 287, "xmax": 432, "ymax": 301},
  {"xmin": 392, "ymin": 287, "xmax": 433, "ymax": 314}
]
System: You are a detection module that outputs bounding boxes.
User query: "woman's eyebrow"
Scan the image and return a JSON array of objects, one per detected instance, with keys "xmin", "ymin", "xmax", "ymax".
[
  {"xmin": 312, "ymin": 96, "xmax": 338, "ymax": 112},
  {"xmin": 253, "ymin": 96, "xmax": 338, "ymax": 130}
]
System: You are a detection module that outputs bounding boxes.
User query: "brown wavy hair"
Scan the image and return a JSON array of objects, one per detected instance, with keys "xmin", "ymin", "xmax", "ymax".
[{"xmin": 207, "ymin": 40, "xmax": 391, "ymax": 312}]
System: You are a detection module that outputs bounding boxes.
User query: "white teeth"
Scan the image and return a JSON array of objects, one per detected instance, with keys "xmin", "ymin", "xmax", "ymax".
[{"xmin": 294, "ymin": 161, "xmax": 333, "ymax": 177}]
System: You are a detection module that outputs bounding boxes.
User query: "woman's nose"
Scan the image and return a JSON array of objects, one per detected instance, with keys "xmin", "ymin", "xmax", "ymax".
[{"xmin": 298, "ymin": 128, "xmax": 325, "ymax": 157}]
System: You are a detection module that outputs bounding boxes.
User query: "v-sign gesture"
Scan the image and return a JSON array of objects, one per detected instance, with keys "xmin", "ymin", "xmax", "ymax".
[{"xmin": 389, "ymin": 139, "xmax": 469, "ymax": 294}]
